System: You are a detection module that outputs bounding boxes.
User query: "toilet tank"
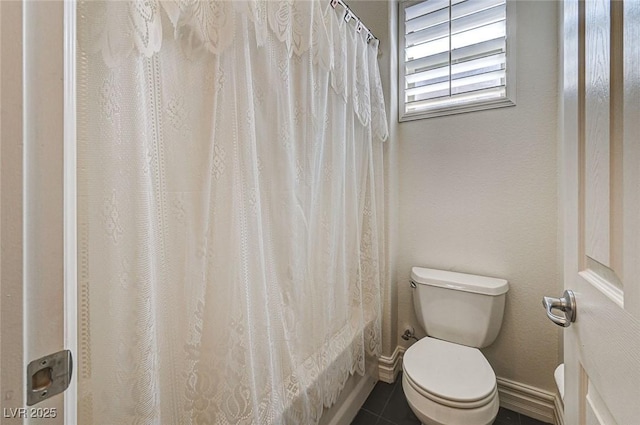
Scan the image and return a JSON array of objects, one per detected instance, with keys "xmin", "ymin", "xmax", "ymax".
[{"xmin": 411, "ymin": 267, "xmax": 509, "ymax": 348}]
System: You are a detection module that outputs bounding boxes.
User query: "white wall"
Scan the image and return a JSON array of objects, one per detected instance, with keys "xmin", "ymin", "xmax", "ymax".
[
  {"xmin": 397, "ymin": 0, "xmax": 560, "ymax": 391},
  {"xmin": 354, "ymin": 0, "xmax": 561, "ymax": 392}
]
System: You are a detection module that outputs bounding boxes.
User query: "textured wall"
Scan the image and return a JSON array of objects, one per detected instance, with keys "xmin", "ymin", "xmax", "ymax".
[{"xmin": 396, "ymin": 0, "xmax": 560, "ymax": 391}]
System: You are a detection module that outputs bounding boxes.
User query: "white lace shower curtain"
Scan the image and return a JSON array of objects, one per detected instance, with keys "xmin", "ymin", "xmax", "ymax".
[{"xmin": 77, "ymin": 1, "xmax": 388, "ymax": 424}]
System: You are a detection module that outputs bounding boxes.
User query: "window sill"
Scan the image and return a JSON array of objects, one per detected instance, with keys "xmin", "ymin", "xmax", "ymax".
[{"xmin": 399, "ymin": 97, "xmax": 516, "ymax": 122}]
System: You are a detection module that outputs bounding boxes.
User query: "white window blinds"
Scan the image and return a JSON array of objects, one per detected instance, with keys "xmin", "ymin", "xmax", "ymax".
[{"xmin": 400, "ymin": 0, "xmax": 515, "ymax": 120}]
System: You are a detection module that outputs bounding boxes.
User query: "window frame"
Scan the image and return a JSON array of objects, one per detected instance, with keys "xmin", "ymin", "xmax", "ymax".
[{"xmin": 398, "ymin": 0, "xmax": 517, "ymax": 122}]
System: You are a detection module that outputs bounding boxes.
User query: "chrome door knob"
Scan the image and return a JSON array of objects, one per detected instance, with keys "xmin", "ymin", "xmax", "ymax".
[{"xmin": 542, "ymin": 289, "xmax": 577, "ymax": 327}]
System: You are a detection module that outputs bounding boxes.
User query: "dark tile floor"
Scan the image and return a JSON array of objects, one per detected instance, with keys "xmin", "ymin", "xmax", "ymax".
[{"xmin": 351, "ymin": 373, "xmax": 552, "ymax": 425}]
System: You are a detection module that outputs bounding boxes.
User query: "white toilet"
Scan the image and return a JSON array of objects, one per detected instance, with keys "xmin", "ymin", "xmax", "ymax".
[{"xmin": 402, "ymin": 267, "xmax": 509, "ymax": 425}]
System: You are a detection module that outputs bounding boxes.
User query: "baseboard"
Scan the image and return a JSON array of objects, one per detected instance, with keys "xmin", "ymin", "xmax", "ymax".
[
  {"xmin": 497, "ymin": 377, "xmax": 560, "ymax": 424},
  {"xmin": 552, "ymin": 392, "xmax": 564, "ymax": 425},
  {"xmin": 377, "ymin": 345, "xmax": 405, "ymax": 383}
]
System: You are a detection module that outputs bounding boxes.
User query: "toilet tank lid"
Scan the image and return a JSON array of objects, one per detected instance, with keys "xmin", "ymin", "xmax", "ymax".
[{"xmin": 411, "ymin": 267, "xmax": 509, "ymax": 296}]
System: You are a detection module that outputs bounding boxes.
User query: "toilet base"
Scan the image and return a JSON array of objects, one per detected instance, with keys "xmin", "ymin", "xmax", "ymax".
[{"xmin": 402, "ymin": 372, "xmax": 500, "ymax": 425}]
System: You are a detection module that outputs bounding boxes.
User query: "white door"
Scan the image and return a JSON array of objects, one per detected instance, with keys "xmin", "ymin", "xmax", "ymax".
[
  {"xmin": 0, "ymin": 1, "xmax": 74, "ymax": 424},
  {"xmin": 560, "ymin": 0, "xmax": 640, "ymax": 424}
]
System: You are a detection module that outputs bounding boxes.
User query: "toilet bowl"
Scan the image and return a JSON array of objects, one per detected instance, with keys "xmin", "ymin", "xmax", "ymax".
[
  {"xmin": 402, "ymin": 337, "xmax": 499, "ymax": 425},
  {"xmin": 404, "ymin": 267, "xmax": 509, "ymax": 425}
]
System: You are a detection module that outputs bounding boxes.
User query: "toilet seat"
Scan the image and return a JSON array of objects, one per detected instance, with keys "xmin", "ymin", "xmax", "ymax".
[
  {"xmin": 403, "ymin": 337, "xmax": 497, "ymax": 408},
  {"xmin": 404, "ymin": 368, "xmax": 496, "ymax": 409},
  {"xmin": 402, "ymin": 372, "xmax": 499, "ymax": 425}
]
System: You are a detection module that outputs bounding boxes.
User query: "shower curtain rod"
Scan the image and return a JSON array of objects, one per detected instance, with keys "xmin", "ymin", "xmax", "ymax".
[{"xmin": 330, "ymin": 0, "xmax": 379, "ymax": 45}]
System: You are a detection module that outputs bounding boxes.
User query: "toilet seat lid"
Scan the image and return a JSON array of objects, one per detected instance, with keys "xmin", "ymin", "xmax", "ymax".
[{"xmin": 403, "ymin": 337, "xmax": 496, "ymax": 403}]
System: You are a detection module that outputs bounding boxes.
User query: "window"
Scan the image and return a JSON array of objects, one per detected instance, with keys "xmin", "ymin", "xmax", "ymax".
[{"xmin": 399, "ymin": 0, "xmax": 516, "ymax": 121}]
